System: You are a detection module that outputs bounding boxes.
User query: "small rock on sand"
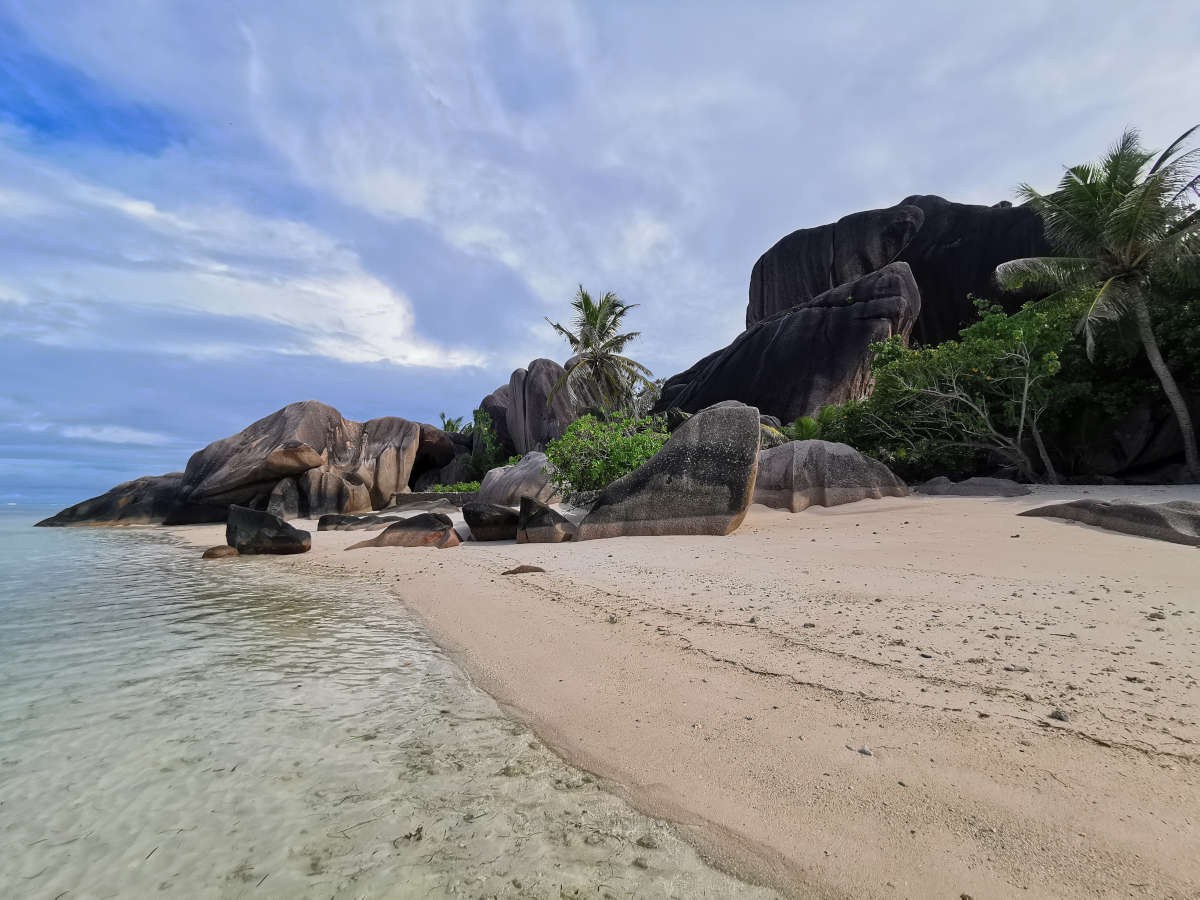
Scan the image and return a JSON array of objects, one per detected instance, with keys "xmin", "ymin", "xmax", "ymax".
[
  {"xmin": 201, "ymin": 545, "xmax": 238, "ymax": 559},
  {"xmin": 502, "ymin": 564, "xmax": 546, "ymax": 575}
]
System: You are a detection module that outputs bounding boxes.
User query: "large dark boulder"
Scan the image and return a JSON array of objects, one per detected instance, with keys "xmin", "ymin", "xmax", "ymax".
[
  {"xmin": 478, "ymin": 452, "xmax": 557, "ymax": 506},
  {"xmin": 463, "ymin": 502, "xmax": 520, "ymax": 541},
  {"xmin": 657, "ymin": 264, "xmax": 921, "ymax": 422},
  {"xmin": 36, "ymin": 473, "xmax": 185, "ymax": 527},
  {"xmin": 578, "ymin": 404, "xmax": 760, "ymax": 539},
  {"xmin": 1019, "ymin": 499, "xmax": 1200, "ymax": 546},
  {"xmin": 345, "ymin": 513, "xmax": 460, "ymax": 550},
  {"xmin": 746, "ymin": 195, "xmax": 1049, "ymax": 345},
  {"xmin": 506, "ymin": 359, "xmax": 578, "ymax": 454},
  {"xmin": 753, "ymin": 440, "xmax": 907, "ymax": 512},
  {"xmin": 480, "ymin": 384, "xmax": 517, "ymax": 456},
  {"xmin": 225, "ymin": 505, "xmax": 311, "ymax": 554},
  {"xmin": 516, "ymin": 497, "xmax": 578, "ymax": 543},
  {"xmin": 747, "ymin": 203, "xmax": 925, "ymax": 327},
  {"xmin": 895, "ymin": 195, "xmax": 1050, "ymax": 345}
]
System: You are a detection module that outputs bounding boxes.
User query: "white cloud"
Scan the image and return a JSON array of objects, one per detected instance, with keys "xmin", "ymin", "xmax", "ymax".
[{"xmin": 60, "ymin": 425, "xmax": 174, "ymax": 446}]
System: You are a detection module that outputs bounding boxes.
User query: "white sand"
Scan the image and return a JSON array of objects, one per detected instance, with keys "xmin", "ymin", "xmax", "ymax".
[{"xmin": 169, "ymin": 485, "xmax": 1200, "ymax": 898}]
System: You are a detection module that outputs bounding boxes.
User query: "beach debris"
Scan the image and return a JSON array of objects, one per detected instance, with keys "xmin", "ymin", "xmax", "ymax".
[
  {"xmin": 748, "ymin": 615, "xmax": 758, "ymax": 623},
  {"xmin": 846, "ymin": 744, "xmax": 874, "ymax": 756},
  {"xmin": 632, "ymin": 857, "xmax": 650, "ymax": 869},
  {"xmin": 201, "ymin": 545, "xmax": 238, "ymax": 559},
  {"xmin": 395, "ymin": 824, "xmax": 423, "ymax": 844},
  {"xmin": 1003, "ymin": 664, "xmax": 1031, "ymax": 673},
  {"xmin": 501, "ymin": 564, "xmax": 546, "ymax": 575},
  {"xmin": 636, "ymin": 834, "xmax": 660, "ymax": 849},
  {"xmin": 607, "ymin": 614, "xmax": 618, "ymax": 624},
  {"xmin": 1048, "ymin": 708, "xmax": 1070, "ymax": 722}
]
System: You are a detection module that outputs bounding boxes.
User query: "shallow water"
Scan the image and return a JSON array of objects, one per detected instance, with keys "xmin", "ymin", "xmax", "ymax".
[{"xmin": 0, "ymin": 511, "xmax": 770, "ymax": 898}]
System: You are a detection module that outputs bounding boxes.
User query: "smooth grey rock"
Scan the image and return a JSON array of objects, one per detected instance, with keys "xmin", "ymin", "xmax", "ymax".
[
  {"xmin": 1018, "ymin": 499, "xmax": 1200, "ymax": 546},
  {"xmin": 463, "ymin": 502, "xmax": 520, "ymax": 541},
  {"xmin": 517, "ymin": 497, "xmax": 578, "ymax": 543},
  {"xmin": 578, "ymin": 404, "xmax": 760, "ymax": 540},
  {"xmin": 225, "ymin": 505, "xmax": 311, "ymax": 554},
  {"xmin": 266, "ymin": 477, "xmax": 303, "ymax": 520},
  {"xmin": 478, "ymin": 452, "xmax": 557, "ymax": 506},
  {"xmin": 753, "ymin": 440, "xmax": 907, "ymax": 512},
  {"xmin": 656, "ymin": 264, "xmax": 921, "ymax": 422},
  {"xmin": 917, "ymin": 476, "xmax": 1031, "ymax": 497},
  {"xmin": 479, "ymin": 384, "xmax": 516, "ymax": 456},
  {"xmin": 345, "ymin": 513, "xmax": 461, "ymax": 550},
  {"xmin": 300, "ymin": 468, "xmax": 374, "ymax": 516}
]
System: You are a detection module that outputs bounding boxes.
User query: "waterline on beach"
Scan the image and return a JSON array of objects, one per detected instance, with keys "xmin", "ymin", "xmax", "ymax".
[{"xmin": 0, "ymin": 515, "xmax": 769, "ymax": 898}]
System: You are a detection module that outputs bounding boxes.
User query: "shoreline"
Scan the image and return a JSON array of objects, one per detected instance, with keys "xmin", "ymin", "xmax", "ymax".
[{"xmin": 165, "ymin": 485, "xmax": 1200, "ymax": 898}]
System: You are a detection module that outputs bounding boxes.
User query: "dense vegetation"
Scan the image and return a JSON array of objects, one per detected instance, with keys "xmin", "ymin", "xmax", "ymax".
[
  {"xmin": 996, "ymin": 126, "xmax": 1200, "ymax": 478},
  {"xmin": 431, "ymin": 481, "xmax": 481, "ymax": 493},
  {"xmin": 545, "ymin": 413, "xmax": 670, "ymax": 502}
]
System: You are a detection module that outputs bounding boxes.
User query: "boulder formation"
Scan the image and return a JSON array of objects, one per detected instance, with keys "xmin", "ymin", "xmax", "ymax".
[
  {"xmin": 917, "ymin": 476, "xmax": 1032, "ymax": 497},
  {"xmin": 747, "ymin": 195, "xmax": 1049, "ymax": 345},
  {"xmin": 36, "ymin": 473, "xmax": 186, "ymax": 527},
  {"xmin": 225, "ymin": 505, "xmax": 311, "ymax": 554},
  {"xmin": 516, "ymin": 497, "xmax": 578, "ymax": 543},
  {"xmin": 656, "ymin": 264, "xmax": 921, "ymax": 421},
  {"xmin": 40, "ymin": 400, "xmax": 462, "ymax": 526},
  {"xmin": 463, "ymin": 502, "xmax": 520, "ymax": 541},
  {"xmin": 753, "ymin": 440, "xmax": 907, "ymax": 512},
  {"xmin": 578, "ymin": 404, "xmax": 760, "ymax": 539},
  {"xmin": 478, "ymin": 452, "xmax": 557, "ymax": 507},
  {"xmin": 1019, "ymin": 499, "xmax": 1200, "ymax": 546},
  {"xmin": 345, "ymin": 513, "xmax": 461, "ymax": 550},
  {"xmin": 479, "ymin": 357, "xmax": 604, "ymax": 456}
]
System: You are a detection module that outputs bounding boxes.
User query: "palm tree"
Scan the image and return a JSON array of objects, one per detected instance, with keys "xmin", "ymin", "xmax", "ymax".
[
  {"xmin": 438, "ymin": 412, "xmax": 465, "ymax": 433},
  {"xmin": 545, "ymin": 285, "xmax": 653, "ymax": 409},
  {"xmin": 996, "ymin": 126, "xmax": 1200, "ymax": 480}
]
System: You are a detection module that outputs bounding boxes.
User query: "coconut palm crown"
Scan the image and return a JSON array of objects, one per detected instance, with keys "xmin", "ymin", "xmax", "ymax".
[
  {"xmin": 545, "ymin": 285, "xmax": 653, "ymax": 409},
  {"xmin": 995, "ymin": 125, "xmax": 1200, "ymax": 479}
]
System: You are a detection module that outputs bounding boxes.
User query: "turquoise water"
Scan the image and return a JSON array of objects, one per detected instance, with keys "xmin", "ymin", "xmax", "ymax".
[{"xmin": 0, "ymin": 511, "xmax": 768, "ymax": 898}]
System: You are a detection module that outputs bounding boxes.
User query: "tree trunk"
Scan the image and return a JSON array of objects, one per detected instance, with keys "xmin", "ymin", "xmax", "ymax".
[
  {"xmin": 1133, "ymin": 297, "xmax": 1200, "ymax": 481},
  {"xmin": 1030, "ymin": 419, "xmax": 1060, "ymax": 485}
]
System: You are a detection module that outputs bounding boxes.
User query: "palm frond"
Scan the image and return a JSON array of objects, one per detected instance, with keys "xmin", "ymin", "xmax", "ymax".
[
  {"xmin": 995, "ymin": 257, "xmax": 1100, "ymax": 293},
  {"xmin": 1077, "ymin": 276, "xmax": 1131, "ymax": 360},
  {"xmin": 1150, "ymin": 123, "xmax": 1200, "ymax": 174}
]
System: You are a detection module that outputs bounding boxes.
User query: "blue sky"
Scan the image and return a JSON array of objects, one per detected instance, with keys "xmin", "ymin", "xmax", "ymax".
[{"xmin": 2, "ymin": 0, "xmax": 1198, "ymax": 506}]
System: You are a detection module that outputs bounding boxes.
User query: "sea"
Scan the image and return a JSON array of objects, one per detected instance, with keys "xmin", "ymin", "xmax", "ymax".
[{"xmin": 0, "ymin": 508, "xmax": 768, "ymax": 899}]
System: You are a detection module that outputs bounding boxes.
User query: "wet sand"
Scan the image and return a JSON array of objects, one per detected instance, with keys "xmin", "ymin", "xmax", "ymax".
[{"xmin": 169, "ymin": 486, "xmax": 1200, "ymax": 898}]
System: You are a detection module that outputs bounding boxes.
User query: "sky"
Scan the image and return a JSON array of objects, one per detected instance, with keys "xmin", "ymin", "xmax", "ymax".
[{"xmin": 2, "ymin": 0, "xmax": 1199, "ymax": 506}]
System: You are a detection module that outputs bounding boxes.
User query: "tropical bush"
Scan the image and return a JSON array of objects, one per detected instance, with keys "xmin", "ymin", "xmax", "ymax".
[
  {"xmin": 996, "ymin": 125, "xmax": 1200, "ymax": 478},
  {"xmin": 545, "ymin": 413, "xmax": 670, "ymax": 502},
  {"xmin": 465, "ymin": 408, "xmax": 508, "ymax": 479},
  {"xmin": 819, "ymin": 298, "xmax": 1083, "ymax": 482},
  {"xmin": 785, "ymin": 416, "xmax": 822, "ymax": 441},
  {"xmin": 431, "ymin": 481, "xmax": 481, "ymax": 493}
]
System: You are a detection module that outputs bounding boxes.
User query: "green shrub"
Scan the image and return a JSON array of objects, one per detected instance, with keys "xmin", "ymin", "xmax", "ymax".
[
  {"xmin": 430, "ymin": 481, "xmax": 481, "ymax": 493},
  {"xmin": 465, "ymin": 409, "xmax": 508, "ymax": 479},
  {"xmin": 786, "ymin": 415, "xmax": 822, "ymax": 441},
  {"xmin": 818, "ymin": 297, "xmax": 1083, "ymax": 482},
  {"xmin": 545, "ymin": 413, "xmax": 670, "ymax": 502}
]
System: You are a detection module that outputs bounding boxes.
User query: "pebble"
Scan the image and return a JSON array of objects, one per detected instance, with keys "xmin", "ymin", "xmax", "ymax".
[{"xmin": 1048, "ymin": 708, "xmax": 1070, "ymax": 722}]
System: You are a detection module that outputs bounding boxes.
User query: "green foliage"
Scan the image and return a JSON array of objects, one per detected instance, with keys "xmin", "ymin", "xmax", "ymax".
[
  {"xmin": 545, "ymin": 413, "xmax": 670, "ymax": 502},
  {"xmin": 465, "ymin": 409, "xmax": 508, "ymax": 479},
  {"xmin": 996, "ymin": 125, "xmax": 1200, "ymax": 476},
  {"xmin": 546, "ymin": 285, "xmax": 654, "ymax": 410},
  {"xmin": 819, "ymin": 298, "xmax": 1082, "ymax": 482},
  {"xmin": 430, "ymin": 481, "xmax": 481, "ymax": 493},
  {"xmin": 438, "ymin": 412, "xmax": 466, "ymax": 433},
  {"xmin": 786, "ymin": 416, "xmax": 822, "ymax": 441}
]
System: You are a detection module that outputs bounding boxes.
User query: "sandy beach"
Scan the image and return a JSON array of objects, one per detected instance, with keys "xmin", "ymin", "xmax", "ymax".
[{"xmin": 168, "ymin": 486, "xmax": 1200, "ymax": 899}]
